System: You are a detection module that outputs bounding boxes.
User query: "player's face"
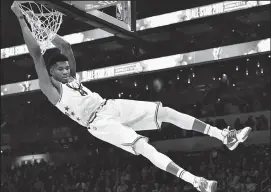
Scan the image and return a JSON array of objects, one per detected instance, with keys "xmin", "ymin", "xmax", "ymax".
[{"xmin": 51, "ymin": 61, "xmax": 71, "ymax": 83}]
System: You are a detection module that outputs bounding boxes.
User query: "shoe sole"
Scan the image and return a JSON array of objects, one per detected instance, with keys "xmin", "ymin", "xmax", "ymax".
[
  {"xmin": 210, "ymin": 181, "xmax": 217, "ymax": 192},
  {"xmin": 229, "ymin": 127, "xmax": 252, "ymax": 151}
]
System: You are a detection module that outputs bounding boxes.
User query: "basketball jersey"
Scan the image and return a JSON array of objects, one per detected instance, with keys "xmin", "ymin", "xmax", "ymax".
[{"xmin": 55, "ymin": 78, "xmax": 105, "ymax": 127}]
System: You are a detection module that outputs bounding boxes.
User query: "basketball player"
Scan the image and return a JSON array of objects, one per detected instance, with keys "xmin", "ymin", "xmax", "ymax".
[{"xmin": 12, "ymin": 2, "xmax": 251, "ymax": 192}]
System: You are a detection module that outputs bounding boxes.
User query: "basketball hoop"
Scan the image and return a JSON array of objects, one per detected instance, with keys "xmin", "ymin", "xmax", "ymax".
[{"xmin": 17, "ymin": 1, "xmax": 63, "ymax": 54}]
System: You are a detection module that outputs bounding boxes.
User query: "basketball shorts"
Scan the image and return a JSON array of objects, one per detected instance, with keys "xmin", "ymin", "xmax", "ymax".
[{"xmin": 88, "ymin": 99, "xmax": 163, "ymax": 155}]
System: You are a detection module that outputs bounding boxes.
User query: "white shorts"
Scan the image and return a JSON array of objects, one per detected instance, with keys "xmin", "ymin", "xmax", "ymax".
[{"xmin": 88, "ymin": 99, "xmax": 163, "ymax": 155}]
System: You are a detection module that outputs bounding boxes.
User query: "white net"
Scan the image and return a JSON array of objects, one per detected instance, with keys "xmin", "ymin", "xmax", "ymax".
[{"xmin": 17, "ymin": 1, "xmax": 63, "ymax": 54}]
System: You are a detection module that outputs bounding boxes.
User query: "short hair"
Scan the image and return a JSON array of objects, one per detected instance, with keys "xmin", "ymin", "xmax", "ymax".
[{"xmin": 47, "ymin": 53, "xmax": 69, "ymax": 69}]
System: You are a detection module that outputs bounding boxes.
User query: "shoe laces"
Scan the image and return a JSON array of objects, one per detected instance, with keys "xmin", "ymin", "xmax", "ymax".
[{"xmin": 224, "ymin": 126, "xmax": 241, "ymax": 137}]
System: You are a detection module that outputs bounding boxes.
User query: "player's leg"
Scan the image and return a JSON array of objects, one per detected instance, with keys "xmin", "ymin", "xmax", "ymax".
[
  {"xmin": 134, "ymin": 138, "xmax": 217, "ymax": 192},
  {"xmin": 90, "ymin": 101, "xmax": 217, "ymax": 192},
  {"xmin": 113, "ymin": 99, "xmax": 251, "ymax": 150},
  {"xmin": 157, "ymin": 107, "xmax": 252, "ymax": 150}
]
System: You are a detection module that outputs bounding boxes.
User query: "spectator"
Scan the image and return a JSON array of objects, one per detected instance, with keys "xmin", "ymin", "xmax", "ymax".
[
  {"xmin": 205, "ymin": 118, "xmax": 214, "ymax": 126},
  {"xmin": 183, "ymin": 183, "xmax": 194, "ymax": 192},
  {"xmin": 215, "ymin": 119, "xmax": 228, "ymax": 128},
  {"xmin": 234, "ymin": 118, "xmax": 243, "ymax": 130},
  {"xmin": 245, "ymin": 116, "xmax": 255, "ymax": 130},
  {"xmin": 140, "ymin": 183, "xmax": 148, "ymax": 192},
  {"xmin": 230, "ymin": 174, "xmax": 243, "ymax": 192},
  {"xmin": 260, "ymin": 115, "xmax": 269, "ymax": 130},
  {"xmin": 105, "ymin": 186, "xmax": 113, "ymax": 192},
  {"xmin": 225, "ymin": 102, "xmax": 240, "ymax": 115},
  {"xmin": 32, "ymin": 177, "xmax": 45, "ymax": 192},
  {"xmin": 152, "ymin": 182, "xmax": 159, "ymax": 192},
  {"xmin": 244, "ymin": 177, "xmax": 257, "ymax": 192},
  {"xmin": 255, "ymin": 117, "xmax": 263, "ymax": 130},
  {"xmin": 252, "ymin": 99, "xmax": 262, "ymax": 111},
  {"xmin": 141, "ymin": 166, "xmax": 149, "ymax": 181},
  {"xmin": 116, "ymin": 177, "xmax": 128, "ymax": 192},
  {"xmin": 227, "ymin": 187, "xmax": 236, "ymax": 192},
  {"xmin": 216, "ymin": 179, "xmax": 226, "ymax": 192}
]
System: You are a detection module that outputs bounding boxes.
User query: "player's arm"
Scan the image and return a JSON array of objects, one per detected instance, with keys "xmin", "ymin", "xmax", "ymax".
[
  {"xmin": 11, "ymin": 2, "xmax": 59, "ymax": 104},
  {"xmin": 52, "ymin": 35, "xmax": 77, "ymax": 77}
]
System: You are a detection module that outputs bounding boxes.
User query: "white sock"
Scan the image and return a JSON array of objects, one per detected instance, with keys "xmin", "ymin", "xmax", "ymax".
[
  {"xmin": 181, "ymin": 170, "xmax": 197, "ymax": 185},
  {"xmin": 206, "ymin": 125, "xmax": 225, "ymax": 141},
  {"xmin": 134, "ymin": 139, "xmax": 197, "ymax": 185}
]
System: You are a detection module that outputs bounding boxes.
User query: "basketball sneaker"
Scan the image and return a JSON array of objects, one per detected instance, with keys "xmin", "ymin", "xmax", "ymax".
[
  {"xmin": 222, "ymin": 126, "xmax": 252, "ymax": 151},
  {"xmin": 193, "ymin": 177, "xmax": 217, "ymax": 192}
]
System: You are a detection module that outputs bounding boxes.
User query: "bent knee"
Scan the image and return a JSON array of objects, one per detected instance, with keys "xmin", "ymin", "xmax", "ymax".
[
  {"xmin": 157, "ymin": 106, "xmax": 172, "ymax": 122},
  {"xmin": 134, "ymin": 138, "xmax": 156, "ymax": 156}
]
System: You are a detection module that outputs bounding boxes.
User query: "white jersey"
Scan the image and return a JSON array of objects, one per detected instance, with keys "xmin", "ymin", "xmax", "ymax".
[{"xmin": 55, "ymin": 78, "xmax": 105, "ymax": 127}]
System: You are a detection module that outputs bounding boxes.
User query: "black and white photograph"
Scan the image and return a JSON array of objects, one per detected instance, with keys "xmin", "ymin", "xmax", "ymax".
[{"xmin": 1, "ymin": 1, "xmax": 270, "ymax": 192}]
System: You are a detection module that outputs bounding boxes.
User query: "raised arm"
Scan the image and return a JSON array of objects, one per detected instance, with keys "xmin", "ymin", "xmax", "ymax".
[
  {"xmin": 52, "ymin": 35, "xmax": 77, "ymax": 77},
  {"xmin": 11, "ymin": 2, "xmax": 59, "ymax": 104}
]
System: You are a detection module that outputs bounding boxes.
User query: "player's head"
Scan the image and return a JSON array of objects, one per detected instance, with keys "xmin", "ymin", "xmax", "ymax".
[{"xmin": 48, "ymin": 53, "xmax": 70, "ymax": 83}]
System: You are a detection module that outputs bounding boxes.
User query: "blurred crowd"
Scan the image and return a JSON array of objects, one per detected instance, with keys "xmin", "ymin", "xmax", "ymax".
[
  {"xmin": 1, "ymin": 55, "xmax": 270, "ymax": 192},
  {"xmin": 145, "ymin": 111, "xmax": 269, "ymax": 141},
  {"xmin": 172, "ymin": 83, "xmax": 270, "ymax": 119},
  {"xmin": 1, "ymin": 144, "xmax": 270, "ymax": 192}
]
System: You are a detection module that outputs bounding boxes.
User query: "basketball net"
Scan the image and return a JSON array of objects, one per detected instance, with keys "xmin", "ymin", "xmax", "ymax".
[{"xmin": 17, "ymin": 1, "xmax": 63, "ymax": 55}]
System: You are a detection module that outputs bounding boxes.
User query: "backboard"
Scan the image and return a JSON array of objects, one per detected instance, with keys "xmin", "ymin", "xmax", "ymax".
[
  {"xmin": 38, "ymin": 1, "xmax": 137, "ymax": 40},
  {"xmin": 64, "ymin": 1, "xmax": 135, "ymax": 31}
]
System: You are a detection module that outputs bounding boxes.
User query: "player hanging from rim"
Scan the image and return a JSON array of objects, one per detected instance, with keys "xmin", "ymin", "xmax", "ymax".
[{"xmin": 11, "ymin": 2, "xmax": 252, "ymax": 192}]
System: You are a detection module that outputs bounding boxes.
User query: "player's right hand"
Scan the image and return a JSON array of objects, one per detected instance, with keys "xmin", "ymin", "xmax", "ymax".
[{"xmin": 11, "ymin": 1, "xmax": 23, "ymax": 18}]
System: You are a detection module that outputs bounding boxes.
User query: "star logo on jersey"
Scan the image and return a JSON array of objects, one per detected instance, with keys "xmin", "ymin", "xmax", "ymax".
[
  {"xmin": 65, "ymin": 106, "xmax": 70, "ymax": 111},
  {"xmin": 65, "ymin": 112, "xmax": 70, "ymax": 117},
  {"xmin": 76, "ymin": 117, "xmax": 80, "ymax": 121},
  {"xmin": 71, "ymin": 111, "xmax": 75, "ymax": 116}
]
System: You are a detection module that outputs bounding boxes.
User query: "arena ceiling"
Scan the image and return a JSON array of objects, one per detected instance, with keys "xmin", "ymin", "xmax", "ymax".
[
  {"xmin": 1, "ymin": 2, "xmax": 270, "ymax": 85},
  {"xmin": 1, "ymin": 0, "xmax": 222, "ymax": 48}
]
